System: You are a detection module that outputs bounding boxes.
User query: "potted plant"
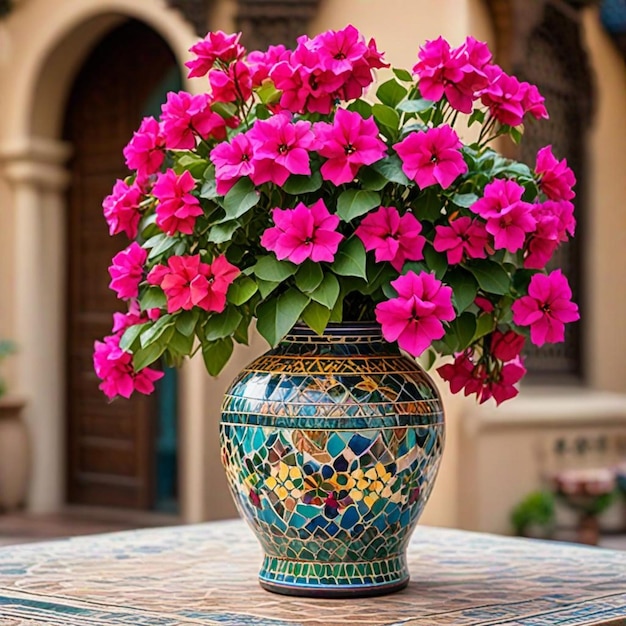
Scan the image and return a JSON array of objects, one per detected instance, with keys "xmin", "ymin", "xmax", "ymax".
[
  {"xmin": 95, "ymin": 26, "xmax": 579, "ymax": 596},
  {"xmin": 0, "ymin": 340, "xmax": 30, "ymax": 512},
  {"xmin": 510, "ymin": 490, "xmax": 556, "ymax": 539}
]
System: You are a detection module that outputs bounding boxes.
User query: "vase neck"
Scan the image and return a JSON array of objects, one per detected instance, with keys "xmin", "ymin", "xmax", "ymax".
[{"xmin": 284, "ymin": 323, "xmax": 384, "ymax": 345}]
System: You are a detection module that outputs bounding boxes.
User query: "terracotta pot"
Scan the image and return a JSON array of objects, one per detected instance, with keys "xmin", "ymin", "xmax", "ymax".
[{"xmin": 0, "ymin": 396, "xmax": 30, "ymax": 511}]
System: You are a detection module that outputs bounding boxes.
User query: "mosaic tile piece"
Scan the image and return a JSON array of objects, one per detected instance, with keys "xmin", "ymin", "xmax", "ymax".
[{"xmin": 220, "ymin": 325, "xmax": 445, "ymax": 597}]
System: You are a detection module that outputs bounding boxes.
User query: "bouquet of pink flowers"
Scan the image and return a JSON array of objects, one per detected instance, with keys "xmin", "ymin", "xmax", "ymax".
[{"xmin": 95, "ymin": 26, "xmax": 579, "ymax": 405}]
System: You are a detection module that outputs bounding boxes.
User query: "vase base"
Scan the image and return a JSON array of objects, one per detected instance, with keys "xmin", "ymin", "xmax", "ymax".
[{"xmin": 258, "ymin": 554, "xmax": 409, "ymax": 598}]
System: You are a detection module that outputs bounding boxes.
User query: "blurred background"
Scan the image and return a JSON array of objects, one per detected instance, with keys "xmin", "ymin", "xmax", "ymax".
[{"xmin": 0, "ymin": 0, "xmax": 625, "ymax": 548}]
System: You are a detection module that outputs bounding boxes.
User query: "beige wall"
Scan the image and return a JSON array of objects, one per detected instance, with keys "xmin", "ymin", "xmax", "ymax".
[
  {"xmin": 583, "ymin": 7, "xmax": 626, "ymax": 392},
  {"xmin": 0, "ymin": 0, "xmax": 624, "ymax": 532}
]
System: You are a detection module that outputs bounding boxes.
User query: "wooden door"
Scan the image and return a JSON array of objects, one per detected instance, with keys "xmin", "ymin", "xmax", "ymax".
[{"xmin": 64, "ymin": 20, "xmax": 178, "ymax": 509}]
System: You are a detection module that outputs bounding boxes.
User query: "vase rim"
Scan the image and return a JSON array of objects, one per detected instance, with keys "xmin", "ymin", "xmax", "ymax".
[{"xmin": 285, "ymin": 323, "xmax": 384, "ymax": 342}]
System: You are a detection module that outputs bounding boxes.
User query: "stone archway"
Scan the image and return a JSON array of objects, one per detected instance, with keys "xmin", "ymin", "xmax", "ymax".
[{"xmin": 0, "ymin": 1, "xmax": 207, "ymax": 519}]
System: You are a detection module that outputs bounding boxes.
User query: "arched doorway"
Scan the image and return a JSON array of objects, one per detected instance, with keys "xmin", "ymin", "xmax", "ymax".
[{"xmin": 63, "ymin": 19, "xmax": 181, "ymax": 511}]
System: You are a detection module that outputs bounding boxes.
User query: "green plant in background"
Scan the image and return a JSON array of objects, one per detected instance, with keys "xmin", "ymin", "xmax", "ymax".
[
  {"xmin": 510, "ymin": 490, "xmax": 556, "ymax": 537},
  {"xmin": 0, "ymin": 340, "xmax": 16, "ymax": 398}
]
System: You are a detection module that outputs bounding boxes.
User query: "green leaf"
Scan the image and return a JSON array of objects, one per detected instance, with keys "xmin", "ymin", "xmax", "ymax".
[
  {"xmin": 309, "ymin": 273, "xmax": 340, "ymax": 309},
  {"xmin": 119, "ymin": 323, "xmax": 148, "ymax": 352},
  {"xmin": 336, "ymin": 189, "xmax": 381, "ymax": 222},
  {"xmin": 509, "ymin": 125, "xmax": 523, "ymax": 144},
  {"xmin": 256, "ymin": 289, "xmax": 310, "ymax": 346},
  {"xmin": 445, "ymin": 269, "xmax": 479, "ymax": 313},
  {"xmin": 221, "ymin": 178, "xmax": 259, "ymax": 220},
  {"xmin": 148, "ymin": 236, "xmax": 179, "ymax": 260},
  {"xmin": 133, "ymin": 342, "xmax": 166, "ymax": 371},
  {"xmin": 175, "ymin": 154, "xmax": 208, "ymax": 179},
  {"xmin": 257, "ymin": 278, "xmax": 281, "ymax": 299},
  {"xmin": 451, "ymin": 193, "xmax": 479, "ymax": 209},
  {"xmin": 376, "ymin": 79, "xmax": 408, "ymax": 108},
  {"xmin": 420, "ymin": 348, "xmax": 437, "ymax": 371},
  {"xmin": 412, "ymin": 188, "xmax": 442, "ymax": 221},
  {"xmin": 253, "ymin": 256, "xmax": 297, "ymax": 282},
  {"xmin": 331, "ymin": 237, "xmax": 367, "ymax": 279},
  {"xmin": 295, "ymin": 261, "xmax": 324, "ymax": 293},
  {"xmin": 358, "ymin": 166, "xmax": 388, "ymax": 191},
  {"xmin": 468, "ymin": 108, "xmax": 486, "ymax": 127},
  {"xmin": 301, "ymin": 300, "xmax": 331, "ymax": 336},
  {"xmin": 393, "ymin": 67, "xmax": 413, "ymax": 82},
  {"xmin": 204, "ymin": 307, "xmax": 243, "ymax": 341},
  {"xmin": 473, "ymin": 313, "xmax": 494, "ymax": 342},
  {"xmin": 256, "ymin": 81, "xmax": 281, "ymax": 105},
  {"xmin": 208, "ymin": 220, "xmax": 239, "ymax": 244},
  {"xmin": 423, "ymin": 244, "xmax": 448, "ymax": 280},
  {"xmin": 450, "ymin": 312, "xmax": 477, "ymax": 351},
  {"xmin": 233, "ymin": 315, "xmax": 250, "ymax": 345},
  {"xmin": 199, "ymin": 166, "xmax": 219, "ymax": 199},
  {"xmin": 140, "ymin": 315, "xmax": 175, "ymax": 349},
  {"xmin": 227, "ymin": 276, "xmax": 258, "ymax": 305},
  {"xmin": 175, "ymin": 310, "xmax": 199, "ymax": 337},
  {"xmin": 140, "ymin": 287, "xmax": 167, "ymax": 311},
  {"xmin": 346, "ymin": 99, "xmax": 372, "ymax": 118},
  {"xmin": 282, "ymin": 171, "xmax": 322, "ymax": 195},
  {"xmin": 167, "ymin": 330, "xmax": 195, "ymax": 356},
  {"xmin": 397, "ymin": 98, "xmax": 435, "ymax": 113},
  {"xmin": 328, "ymin": 290, "xmax": 344, "ymax": 322},
  {"xmin": 372, "ymin": 103, "xmax": 400, "ymax": 131},
  {"xmin": 467, "ymin": 260, "xmax": 511, "ymax": 296},
  {"xmin": 202, "ymin": 337, "xmax": 234, "ymax": 376},
  {"xmin": 372, "ymin": 155, "xmax": 411, "ymax": 186}
]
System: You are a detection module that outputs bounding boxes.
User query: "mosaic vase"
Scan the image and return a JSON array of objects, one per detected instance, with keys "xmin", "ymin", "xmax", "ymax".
[{"xmin": 220, "ymin": 324, "xmax": 445, "ymax": 597}]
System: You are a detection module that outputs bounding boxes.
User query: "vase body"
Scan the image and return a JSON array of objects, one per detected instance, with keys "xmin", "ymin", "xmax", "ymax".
[{"xmin": 220, "ymin": 324, "xmax": 445, "ymax": 598}]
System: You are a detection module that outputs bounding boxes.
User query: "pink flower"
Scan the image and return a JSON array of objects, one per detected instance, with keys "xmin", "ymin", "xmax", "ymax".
[
  {"xmin": 315, "ymin": 24, "xmax": 369, "ymax": 74},
  {"xmin": 93, "ymin": 334, "xmax": 163, "ymax": 400},
  {"xmin": 210, "ymin": 132, "xmax": 256, "ymax": 195},
  {"xmin": 470, "ymin": 179, "xmax": 535, "ymax": 253},
  {"xmin": 248, "ymin": 114, "xmax": 315, "ymax": 186},
  {"xmin": 394, "ymin": 125, "xmax": 468, "ymax": 189},
  {"xmin": 512, "ymin": 270, "xmax": 579, "ymax": 346},
  {"xmin": 412, "ymin": 36, "xmax": 490, "ymax": 113},
  {"xmin": 475, "ymin": 296, "xmax": 494, "ymax": 313},
  {"xmin": 149, "ymin": 254, "xmax": 239, "ymax": 314},
  {"xmin": 490, "ymin": 330, "xmax": 525, "ymax": 361},
  {"xmin": 209, "ymin": 61, "xmax": 253, "ymax": 103},
  {"xmin": 524, "ymin": 200, "xmax": 575, "ymax": 269},
  {"xmin": 522, "ymin": 83, "xmax": 549, "ymax": 120},
  {"xmin": 160, "ymin": 91, "xmax": 228, "ymax": 150},
  {"xmin": 108, "ymin": 242, "xmax": 147, "ymax": 300},
  {"xmin": 433, "ymin": 216, "xmax": 489, "ymax": 264},
  {"xmin": 375, "ymin": 271, "xmax": 455, "ymax": 357},
  {"xmin": 185, "ymin": 31, "xmax": 245, "ymax": 78},
  {"xmin": 480, "ymin": 66, "xmax": 526, "ymax": 127},
  {"xmin": 437, "ymin": 351, "xmax": 477, "ymax": 394},
  {"xmin": 355, "ymin": 206, "xmax": 425, "ymax": 271},
  {"xmin": 314, "ymin": 108, "xmax": 387, "ymax": 185},
  {"xmin": 248, "ymin": 44, "xmax": 291, "ymax": 86},
  {"xmin": 111, "ymin": 301, "xmax": 160, "ymax": 334},
  {"xmin": 535, "ymin": 145, "xmax": 576, "ymax": 201},
  {"xmin": 123, "ymin": 117, "xmax": 165, "ymax": 177},
  {"xmin": 481, "ymin": 358, "xmax": 526, "ymax": 405},
  {"xmin": 152, "ymin": 169, "xmax": 203, "ymax": 236},
  {"xmin": 102, "ymin": 179, "xmax": 143, "ymax": 239},
  {"xmin": 260, "ymin": 199, "xmax": 343, "ymax": 264}
]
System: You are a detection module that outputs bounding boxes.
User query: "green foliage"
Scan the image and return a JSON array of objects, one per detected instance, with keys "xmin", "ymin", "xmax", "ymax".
[
  {"xmin": 510, "ymin": 491, "xmax": 556, "ymax": 536},
  {"xmin": 95, "ymin": 26, "xmax": 576, "ymax": 394}
]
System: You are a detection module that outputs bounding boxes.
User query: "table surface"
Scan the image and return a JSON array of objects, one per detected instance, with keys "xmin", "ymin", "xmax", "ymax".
[{"xmin": 0, "ymin": 519, "xmax": 625, "ymax": 626}]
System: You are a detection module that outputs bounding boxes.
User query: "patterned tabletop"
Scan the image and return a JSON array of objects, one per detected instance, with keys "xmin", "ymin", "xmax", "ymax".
[{"xmin": 0, "ymin": 519, "xmax": 625, "ymax": 626}]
